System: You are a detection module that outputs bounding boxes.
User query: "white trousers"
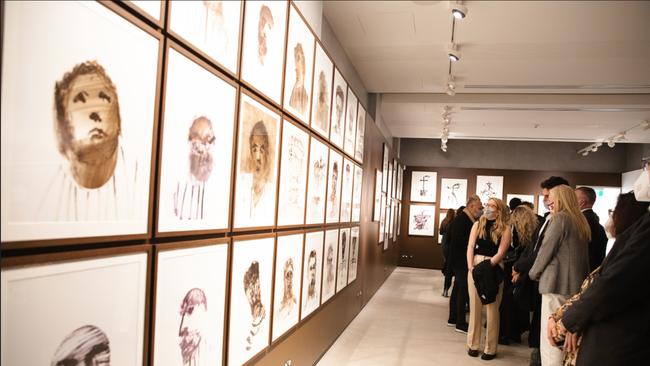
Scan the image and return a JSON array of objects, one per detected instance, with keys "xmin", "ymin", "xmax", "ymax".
[{"xmin": 540, "ymin": 293, "xmax": 567, "ymax": 366}]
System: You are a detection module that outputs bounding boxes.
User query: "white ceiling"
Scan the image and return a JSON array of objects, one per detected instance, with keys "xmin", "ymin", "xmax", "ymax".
[{"xmin": 322, "ymin": 1, "xmax": 650, "ymax": 144}]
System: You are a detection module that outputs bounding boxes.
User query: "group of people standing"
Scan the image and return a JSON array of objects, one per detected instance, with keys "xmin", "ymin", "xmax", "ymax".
[{"xmin": 439, "ymin": 166, "xmax": 650, "ymax": 365}]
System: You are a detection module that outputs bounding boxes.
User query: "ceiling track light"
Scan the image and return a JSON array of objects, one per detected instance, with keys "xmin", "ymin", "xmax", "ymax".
[
  {"xmin": 448, "ymin": 43, "xmax": 461, "ymax": 62},
  {"xmin": 447, "ymin": 75, "xmax": 456, "ymax": 89},
  {"xmin": 446, "ymin": 87, "xmax": 456, "ymax": 96},
  {"xmin": 579, "ymin": 120, "xmax": 648, "ymax": 157},
  {"xmin": 450, "ymin": 1, "xmax": 468, "ymax": 19}
]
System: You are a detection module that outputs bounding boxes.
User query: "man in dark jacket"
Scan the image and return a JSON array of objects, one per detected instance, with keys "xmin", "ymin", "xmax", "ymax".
[
  {"xmin": 447, "ymin": 195, "xmax": 483, "ymax": 333},
  {"xmin": 575, "ymin": 187, "xmax": 608, "ymax": 271}
]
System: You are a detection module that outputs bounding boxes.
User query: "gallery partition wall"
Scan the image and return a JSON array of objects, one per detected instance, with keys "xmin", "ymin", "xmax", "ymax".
[{"xmin": 0, "ymin": 1, "xmax": 401, "ymax": 366}]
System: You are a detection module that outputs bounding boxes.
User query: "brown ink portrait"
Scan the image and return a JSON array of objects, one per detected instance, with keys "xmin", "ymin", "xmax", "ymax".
[
  {"xmin": 51, "ymin": 325, "xmax": 110, "ymax": 366},
  {"xmin": 288, "ymin": 43, "xmax": 309, "ymax": 115}
]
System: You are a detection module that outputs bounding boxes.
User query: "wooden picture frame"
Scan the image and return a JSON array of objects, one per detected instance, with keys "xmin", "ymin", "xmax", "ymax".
[
  {"xmin": 325, "ymin": 149, "xmax": 343, "ymax": 224},
  {"xmin": 335, "ymin": 227, "xmax": 351, "ymax": 293},
  {"xmin": 309, "ymin": 41, "xmax": 334, "ymax": 140},
  {"xmin": 301, "ymin": 230, "xmax": 324, "ymax": 320},
  {"xmin": 320, "ymin": 228, "xmax": 338, "ymax": 304},
  {"xmin": 329, "ymin": 68, "xmax": 347, "ymax": 149},
  {"xmin": 271, "ymin": 231, "xmax": 304, "ymax": 342},
  {"xmin": 351, "ymin": 164, "xmax": 363, "ymax": 222},
  {"xmin": 354, "ymin": 103, "xmax": 366, "ymax": 162},
  {"xmin": 343, "ymin": 87, "xmax": 358, "ymax": 157},
  {"xmin": 348, "ymin": 226, "xmax": 360, "ymax": 284},
  {"xmin": 305, "ymin": 135, "xmax": 330, "ymax": 225},
  {"xmin": 339, "ymin": 158, "xmax": 354, "ymax": 223},
  {"xmin": 382, "ymin": 143, "xmax": 389, "ymax": 192},
  {"xmin": 373, "ymin": 169, "xmax": 382, "ymax": 222},
  {"xmin": 276, "ymin": 118, "xmax": 310, "ymax": 227}
]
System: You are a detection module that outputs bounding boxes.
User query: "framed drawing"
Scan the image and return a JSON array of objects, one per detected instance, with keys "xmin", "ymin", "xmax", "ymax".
[
  {"xmin": 339, "ymin": 158, "xmax": 354, "ymax": 222},
  {"xmin": 240, "ymin": 0, "xmax": 287, "ymax": 104},
  {"xmin": 325, "ymin": 149, "xmax": 343, "ymax": 223},
  {"xmin": 383, "ymin": 202, "xmax": 390, "ymax": 250},
  {"xmin": 408, "ymin": 204, "xmax": 436, "ymax": 236},
  {"xmin": 438, "ymin": 211, "xmax": 447, "ymax": 244},
  {"xmin": 301, "ymin": 230, "xmax": 323, "ymax": 319},
  {"xmin": 343, "ymin": 88, "xmax": 358, "ymax": 157},
  {"xmin": 373, "ymin": 170, "xmax": 382, "ymax": 221},
  {"xmin": 392, "ymin": 160, "xmax": 398, "ymax": 199},
  {"xmin": 321, "ymin": 228, "xmax": 338, "ymax": 303},
  {"xmin": 348, "ymin": 226, "xmax": 360, "ymax": 284},
  {"xmin": 329, "ymin": 68, "xmax": 347, "ymax": 148},
  {"xmin": 387, "ymin": 199, "xmax": 394, "ymax": 239},
  {"xmin": 169, "ymin": 0, "xmax": 242, "ymax": 75},
  {"xmin": 305, "ymin": 137, "xmax": 329, "ymax": 225},
  {"xmin": 506, "ymin": 194, "xmax": 535, "ymax": 206},
  {"xmin": 354, "ymin": 104, "xmax": 366, "ymax": 162},
  {"xmin": 351, "ymin": 165, "xmax": 363, "ymax": 222},
  {"xmin": 233, "ymin": 93, "xmax": 281, "ymax": 229},
  {"xmin": 387, "ymin": 161, "xmax": 394, "ymax": 199},
  {"xmin": 127, "ymin": 0, "xmax": 163, "ymax": 23},
  {"xmin": 310, "ymin": 41, "xmax": 333, "ymax": 138},
  {"xmin": 283, "ymin": 4, "xmax": 315, "ymax": 124},
  {"xmin": 397, "ymin": 202, "xmax": 402, "ymax": 236},
  {"xmin": 392, "ymin": 201, "xmax": 398, "ymax": 241},
  {"xmin": 1, "ymin": 1, "xmax": 159, "ymax": 244},
  {"xmin": 538, "ymin": 195, "xmax": 550, "ymax": 216},
  {"xmin": 228, "ymin": 236, "xmax": 274, "ymax": 366},
  {"xmin": 382, "ymin": 144, "xmax": 389, "ymax": 192},
  {"xmin": 476, "ymin": 175, "xmax": 504, "ymax": 203},
  {"xmin": 277, "ymin": 119, "xmax": 309, "ymax": 227},
  {"xmin": 1, "ymin": 249, "xmax": 148, "ymax": 366},
  {"xmin": 410, "ymin": 171, "xmax": 437, "ymax": 203},
  {"xmin": 272, "ymin": 232, "xmax": 304, "ymax": 342},
  {"xmin": 440, "ymin": 178, "xmax": 467, "ymax": 210},
  {"xmin": 157, "ymin": 46, "xmax": 236, "ymax": 235},
  {"xmin": 153, "ymin": 240, "xmax": 228, "ymax": 366},
  {"xmin": 336, "ymin": 227, "xmax": 351, "ymax": 292},
  {"xmin": 378, "ymin": 194, "xmax": 386, "ymax": 243}
]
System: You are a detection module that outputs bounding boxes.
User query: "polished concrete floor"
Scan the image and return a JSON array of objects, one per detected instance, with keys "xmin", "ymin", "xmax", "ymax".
[{"xmin": 317, "ymin": 267, "xmax": 530, "ymax": 366}]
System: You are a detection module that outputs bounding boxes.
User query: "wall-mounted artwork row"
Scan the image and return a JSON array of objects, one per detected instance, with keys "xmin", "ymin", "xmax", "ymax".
[{"xmin": 410, "ymin": 171, "xmax": 437, "ymax": 203}]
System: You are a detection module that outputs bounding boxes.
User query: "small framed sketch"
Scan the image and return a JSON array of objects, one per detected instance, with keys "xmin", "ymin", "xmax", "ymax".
[
  {"xmin": 351, "ymin": 165, "xmax": 363, "ymax": 222},
  {"xmin": 387, "ymin": 161, "xmax": 394, "ymax": 199},
  {"xmin": 408, "ymin": 204, "xmax": 436, "ymax": 236},
  {"xmin": 321, "ymin": 228, "xmax": 338, "ymax": 303},
  {"xmin": 325, "ymin": 149, "xmax": 343, "ymax": 223},
  {"xmin": 343, "ymin": 88, "xmax": 358, "ymax": 157},
  {"xmin": 283, "ymin": 4, "xmax": 315, "ymax": 124},
  {"xmin": 233, "ymin": 93, "xmax": 281, "ymax": 229},
  {"xmin": 378, "ymin": 194, "xmax": 386, "ymax": 243},
  {"xmin": 240, "ymin": 0, "xmax": 287, "ymax": 104},
  {"xmin": 1, "ymin": 248, "xmax": 148, "ymax": 366},
  {"xmin": 272, "ymin": 232, "xmax": 304, "ymax": 342},
  {"xmin": 506, "ymin": 194, "xmax": 535, "ymax": 206},
  {"xmin": 305, "ymin": 137, "xmax": 329, "ymax": 225},
  {"xmin": 228, "ymin": 236, "xmax": 274, "ymax": 366},
  {"xmin": 339, "ymin": 159, "xmax": 354, "ymax": 222},
  {"xmin": 440, "ymin": 178, "xmax": 468, "ymax": 210},
  {"xmin": 373, "ymin": 170, "xmax": 382, "ymax": 221},
  {"xmin": 153, "ymin": 240, "xmax": 228, "ymax": 366},
  {"xmin": 301, "ymin": 230, "xmax": 324, "ymax": 319},
  {"xmin": 410, "ymin": 171, "xmax": 437, "ymax": 203},
  {"xmin": 382, "ymin": 144, "xmax": 389, "ymax": 192},
  {"xmin": 476, "ymin": 175, "xmax": 504, "ymax": 203},
  {"xmin": 310, "ymin": 42, "xmax": 333, "ymax": 138},
  {"xmin": 329, "ymin": 68, "xmax": 347, "ymax": 148},
  {"xmin": 348, "ymin": 226, "xmax": 360, "ymax": 284},
  {"xmin": 276, "ymin": 119, "xmax": 309, "ymax": 227},
  {"xmin": 336, "ymin": 227, "xmax": 351, "ymax": 292},
  {"xmin": 354, "ymin": 104, "xmax": 366, "ymax": 162},
  {"xmin": 392, "ymin": 201, "xmax": 398, "ymax": 241},
  {"xmin": 397, "ymin": 202, "xmax": 403, "ymax": 236},
  {"xmin": 387, "ymin": 199, "xmax": 394, "ymax": 239}
]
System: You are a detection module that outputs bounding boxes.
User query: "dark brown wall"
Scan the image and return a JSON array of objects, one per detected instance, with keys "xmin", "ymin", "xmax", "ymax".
[{"xmin": 398, "ymin": 166, "xmax": 621, "ymax": 270}]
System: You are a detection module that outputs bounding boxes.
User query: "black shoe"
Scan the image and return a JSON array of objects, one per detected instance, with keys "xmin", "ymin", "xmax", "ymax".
[
  {"xmin": 468, "ymin": 349, "xmax": 479, "ymax": 357},
  {"xmin": 481, "ymin": 353, "xmax": 496, "ymax": 360},
  {"xmin": 455, "ymin": 324, "xmax": 468, "ymax": 334}
]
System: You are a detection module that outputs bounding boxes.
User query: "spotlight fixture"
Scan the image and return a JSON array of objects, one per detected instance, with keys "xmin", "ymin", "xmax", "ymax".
[
  {"xmin": 446, "ymin": 87, "xmax": 456, "ymax": 96},
  {"xmin": 448, "ymin": 43, "xmax": 461, "ymax": 62},
  {"xmin": 451, "ymin": 2, "xmax": 468, "ymax": 19},
  {"xmin": 447, "ymin": 75, "xmax": 456, "ymax": 90},
  {"xmin": 607, "ymin": 139, "xmax": 616, "ymax": 148}
]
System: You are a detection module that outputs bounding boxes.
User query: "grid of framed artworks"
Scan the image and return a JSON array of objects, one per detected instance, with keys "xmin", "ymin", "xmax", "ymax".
[
  {"xmin": 372, "ymin": 143, "xmax": 404, "ymax": 250},
  {"xmin": 1, "ymin": 1, "xmax": 369, "ymax": 366}
]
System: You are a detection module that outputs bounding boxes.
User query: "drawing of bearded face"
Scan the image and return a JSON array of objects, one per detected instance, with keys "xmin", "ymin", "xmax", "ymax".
[
  {"xmin": 178, "ymin": 288, "xmax": 208, "ymax": 365},
  {"xmin": 248, "ymin": 120, "xmax": 271, "ymax": 205},
  {"xmin": 51, "ymin": 325, "xmax": 110, "ymax": 366},
  {"xmin": 326, "ymin": 244, "xmax": 334, "ymax": 285},
  {"xmin": 341, "ymin": 232, "xmax": 347, "ymax": 262},
  {"xmin": 307, "ymin": 250, "xmax": 318, "ymax": 298},
  {"xmin": 280, "ymin": 258, "xmax": 296, "ymax": 312},
  {"xmin": 333, "ymin": 86, "xmax": 344, "ymax": 133},
  {"xmin": 244, "ymin": 261, "xmax": 265, "ymax": 326},
  {"xmin": 188, "ymin": 116, "xmax": 215, "ymax": 182},
  {"xmin": 330, "ymin": 162, "xmax": 339, "ymax": 206},
  {"xmin": 257, "ymin": 5, "xmax": 274, "ymax": 65},
  {"xmin": 351, "ymin": 237, "xmax": 358, "ymax": 263}
]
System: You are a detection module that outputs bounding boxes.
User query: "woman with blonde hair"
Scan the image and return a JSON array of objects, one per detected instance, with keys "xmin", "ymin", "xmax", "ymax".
[
  {"xmin": 466, "ymin": 198, "xmax": 512, "ymax": 360},
  {"xmin": 529, "ymin": 184, "xmax": 590, "ymax": 366}
]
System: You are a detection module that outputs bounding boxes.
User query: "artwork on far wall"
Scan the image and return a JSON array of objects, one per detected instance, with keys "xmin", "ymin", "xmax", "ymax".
[
  {"xmin": 283, "ymin": 4, "xmax": 315, "ymax": 124},
  {"xmin": 1, "ymin": 252, "xmax": 148, "ymax": 365},
  {"xmin": 339, "ymin": 159, "xmax": 354, "ymax": 222},
  {"xmin": 387, "ymin": 199, "xmax": 394, "ymax": 239},
  {"xmin": 329, "ymin": 68, "xmax": 347, "ymax": 148},
  {"xmin": 387, "ymin": 161, "xmax": 394, "ymax": 199},
  {"xmin": 410, "ymin": 171, "xmax": 438, "ymax": 203},
  {"xmin": 240, "ymin": 0, "xmax": 287, "ymax": 104},
  {"xmin": 343, "ymin": 88, "xmax": 358, "ymax": 157},
  {"xmin": 348, "ymin": 226, "xmax": 360, "ymax": 284},
  {"xmin": 305, "ymin": 137, "xmax": 329, "ymax": 224},
  {"xmin": 382, "ymin": 144, "xmax": 389, "ymax": 192},
  {"xmin": 233, "ymin": 93, "xmax": 280, "ymax": 229},
  {"xmin": 157, "ymin": 48, "xmax": 236, "ymax": 234},
  {"xmin": 378, "ymin": 194, "xmax": 386, "ymax": 243},
  {"xmin": 397, "ymin": 202, "xmax": 402, "ymax": 236},
  {"xmin": 476, "ymin": 175, "xmax": 504, "ymax": 203},
  {"xmin": 325, "ymin": 149, "xmax": 343, "ymax": 223},
  {"xmin": 228, "ymin": 236, "xmax": 274, "ymax": 366},
  {"xmin": 276, "ymin": 120, "xmax": 309, "ymax": 226},
  {"xmin": 272, "ymin": 233, "xmax": 303, "ymax": 342},
  {"xmin": 169, "ymin": 0, "xmax": 242, "ymax": 74},
  {"xmin": 301, "ymin": 231, "xmax": 323, "ymax": 319},
  {"xmin": 1, "ymin": 1, "xmax": 159, "ymax": 243},
  {"xmin": 506, "ymin": 194, "xmax": 535, "ymax": 207},
  {"xmin": 355, "ymin": 104, "xmax": 366, "ymax": 162},
  {"xmin": 336, "ymin": 227, "xmax": 351, "ymax": 292},
  {"xmin": 153, "ymin": 242, "xmax": 228, "ymax": 366},
  {"xmin": 439, "ymin": 178, "xmax": 468, "ymax": 210},
  {"xmin": 321, "ymin": 229, "xmax": 338, "ymax": 303},
  {"xmin": 373, "ymin": 170, "xmax": 383, "ymax": 222},
  {"xmin": 408, "ymin": 204, "xmax": 436, "ymax": 237},
  {"xmin": 392, "ymin": 201, "xmax": 398, "ymax": 241},
  {"xmin": 351, "ymin": 165, "xmax": 363, "ymax": 222},
  {"xmin": 310, "ymin": 42, "xmax": 333, "ymax": 139}
]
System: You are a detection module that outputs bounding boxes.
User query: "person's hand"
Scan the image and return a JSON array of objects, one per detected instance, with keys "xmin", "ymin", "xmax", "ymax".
[
  {"xmin": 547, "ymin": 317, "xmax": 558, "ymax": 347},
  {"xmin": 512, "ymin": 271, "xmax": 520, "ymax": 283},
  {"xmin": 564, "ymin": 331, "xmax": 579, "ymax": 353}
]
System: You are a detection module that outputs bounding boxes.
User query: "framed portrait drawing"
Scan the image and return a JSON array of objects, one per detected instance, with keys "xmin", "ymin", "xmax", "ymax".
[
  {"xmin": 506, "ymin": 194, "xmax": 535, "ymax": 206},
  {"xmin": 408, "ymin": 204, "xmax": 436, "ymax": 237},
  {"xmin": 348, "ymin": 226, "xmax": 360, "ymax": 284},
  {"xmin": 343, "ymin": 88, "xmax": 358, "ymax": 157},
  {"xmin": 476, "ymin": 175, "xmax": 504, "ymax": 203},
  {"xmin": 153, "ymin": 241, "xmax": 228, "ymax": 366},
  {"xmin": 169, "ymin": 0, "xmax": 242, "ymax": 75},
  {"xmin": 392, "ymin": 160, "xmax": 398, "ymax": 199},
  {"xmin": 283, "ymin": 4, "xmax": 315, "ymax": 124},
  {"xmin": 329, "ymin": 68, "xmax": 347, "ymax": 148},
  {"xmin": 410, "ymin": 171, "xmax": 437, "ymax": 203},
  {"xmin": 1, "ymin": 250, "xmax": 148, "ymax": 366},
  {"xmin": 373, "ymin": 170, "xmax": 382, "ymax": 222},
  {"xmin": 272, "ymin": 232, "xmax": 303, "ymax": 342},
  {"xmin": 339, "ymin": 158, "xmax": 354, "ymax": 222},
  {"xmin": 240, "ymin": 0, "xmax": 287, "ymax": 104},
  {"xmin": 440, "ymin": 178, "xmax": 468, "ymax": 210},
  {"xmin": 383, "ymin": 202, "xmax": 390, "ymax": 250},
  {"xmin": 387, "ymin": 161, "xmax": 394, "ymax": 199},
  {"xmin": 157, "ymin": 47, "xmax": 236, "ymax": 235},
  {"xmin": 355, "ymin": 104, "xmax": 366, "ymax": 162},
  {"xmin": 325, "ymin": 149, "xmax": 343, "ymax": 224},
  {"xmin": 351, "ymin": 165, "xmax": 363, "ymax": 222},
  {"xmin": 397, "ymin": 202, "xmax": 402, "ymax": 236},
  {"xmin": 305, "ymin": 137, "xmax": 329, "ymax": 225},
  {"xmin": 387, "ymin": 199, "xmax": 394, "ymax": 239},
  {"xmin": 228, "ymin": 236, "xmax": 274, "ymax": 366},
  {"xmin": 336, "ymin": 227, "xmax": 351, "ymax": 292},
  {"xmin": 310, "ymin": 42, "xmax": 333, "ymax": 139},
  {"xmin": 277, "ymin": 119, "xmax": 309, "ymax": 227},
  {"xmin": 301, "ymin": 230, "xmax": 323, "ymax": 319},
  {"xmin": 392, "ymin": 201, "xmax": 398, "ymax": 241},
  {"xmin": 378, "ymin": 194, "xmax": 386, "ymax": 243},
  {"xmin": 233, "ymin": 93, "xmax": 281, "ymax": 229},
  {"xmin": 321, "ymin": 228, "xmax": 338, "ymax": 303},
  {"xmin": 127, "ymin": 0, "xmax": 163, "ymax": 23},
  {"xmin": 1, "ymin": 1, "xmax": 159, "ymax": 243},
  {"xmin": 382, "ymin": 144, "xmax": 389, "ymax": 192},
  {"xmin": 397, "ymin": 165, "xmax": 404, "ymax": 201}
]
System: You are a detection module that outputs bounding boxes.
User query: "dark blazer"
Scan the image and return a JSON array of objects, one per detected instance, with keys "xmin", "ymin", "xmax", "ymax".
[
  {"xmin": 582, "ymin": 209, "xmax": 608, "ymax": 271},
  {"xmin": 562, "ymin": 213, "xmax": 650, "ymax": 366},
  {"xmin": 447, "ymin": 210, "xmax": 474, "ymax": 271}
]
